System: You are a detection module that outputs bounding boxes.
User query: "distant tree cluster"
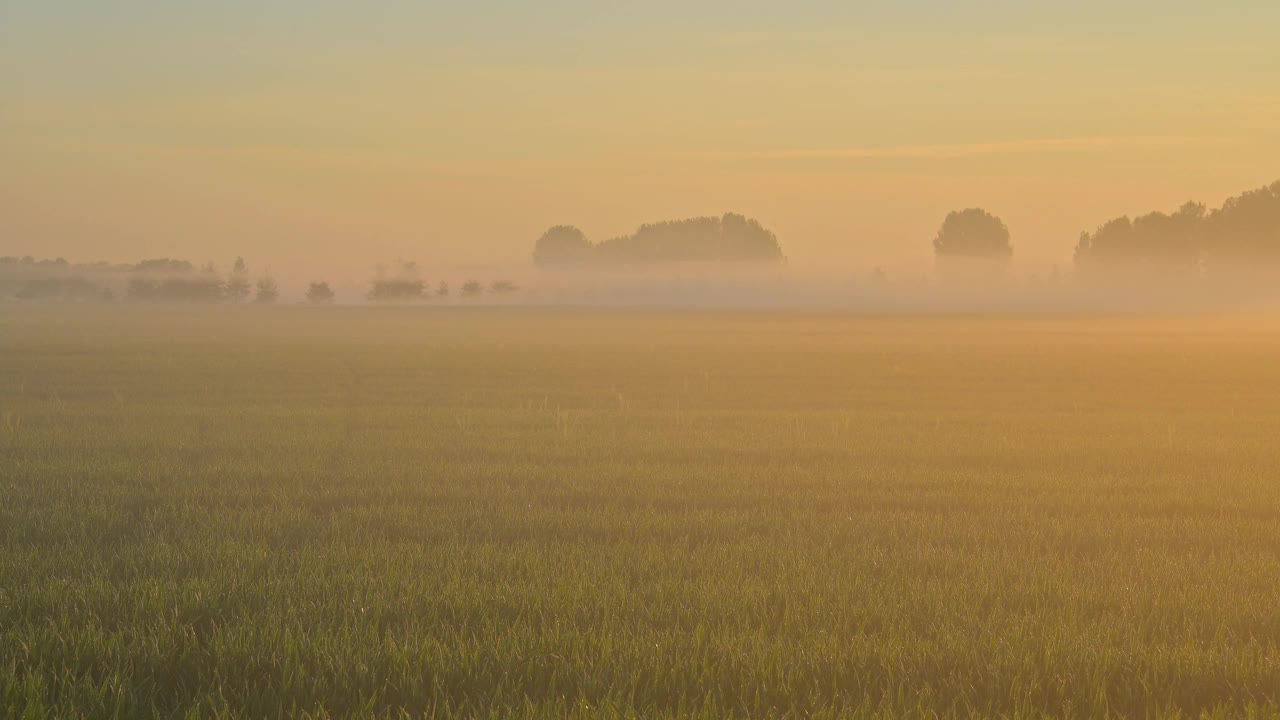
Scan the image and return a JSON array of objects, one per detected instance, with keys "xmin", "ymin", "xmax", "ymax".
[
  {"xmin": 125, "ymin": 276, "xmax": 225, "ymax": 302},
  {"xmin": 0, "ymin": 253, "xmax": 526, "ymax": 305},
  {"xmin": 134, "ymin": 258, "xmax": 196, "ymax": 274},
  {"xmin": 361, "ymin": 260, "xmax": 518, "ymax": 303},
  {"xmin": 1075, "ymin": 181, "xmax": 1280, "ymax": 276},
  {"xmin": 0, "ymin": 256, "xmax": 192, "ymax": 274},
  {"xmin": 930, "ymin": 208, "xmax": 1014, "ymax": 280},
  {"xmin": 368, "ymin": 279, "xmax": 426, "ymax": 302},
  {"xmin": 933, "ymin": 209, "xmax": 1013, "ymax": 261},
  {"xmin": 125, "ymin": 257, "xmax": 280, "ymax": 304},
  {"xmin": 366, "ymin": 261, "xmax": 423, "ymax": 302},
  {"xmin": 0, "ymin": 255, "xmax": 281, "ymax": 304},
  {"xmin": 8, "ymin": 179, "xmax": 1280, "ymax": 304},
  {"xmin": 532, "ymin": 226, "xmax": 593, "ymax": 266},
  {"xmin": 14, "ymin": 276, "xmax": 114, "ymax": 302},
  {"xmin": 306, "ymin": 282, "xmax": 336, "ymax": 304},
  {"xmin": 929, "ymin": 180, "xmax": 1280, "ymax": 282},
  {"xmin": 533, "ymin": 213, "xmax": 785, "ymax": 267}
]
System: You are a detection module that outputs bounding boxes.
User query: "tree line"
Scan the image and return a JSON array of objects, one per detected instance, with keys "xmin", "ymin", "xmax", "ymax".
[
  {"xmin": 5, "ymin": 179, "xmax": 1279, "ymax": 303},
  {"xmin": 0, "ymin": 256, "xmax": 520, "ymax": 304},
  {"xmin": 533, "ymin": 180, "xmax": 1280, "ymax": 279},
  {"xmin": 1074, "ymin": 181, "xmax": 1280, "ymax": 275},
  {"xmin": 0, "ymin": 256, "xmax": 282, "ymax": 304},
  {"xmin": 365, "ymin": 262, "xmax": 518, "ymax": 303},
  {"xmin": 926, "ymin": 180, "xmax": 1280, "ymax": 278}
]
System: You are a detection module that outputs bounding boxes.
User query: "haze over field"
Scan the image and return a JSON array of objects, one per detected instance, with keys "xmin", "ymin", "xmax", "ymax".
[
  {"xmin": 8, "ymin": 5, "xmax": 1280, "ymax": 717},
  {"xmin": 3, "ymin": 1, "xmax": 1279, "ymax": 278}
]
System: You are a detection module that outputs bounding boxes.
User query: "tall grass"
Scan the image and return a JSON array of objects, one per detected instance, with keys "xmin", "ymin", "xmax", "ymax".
[{"xmin": 2, "ymin": 306, "xmax": 1280, "ymax": 718}]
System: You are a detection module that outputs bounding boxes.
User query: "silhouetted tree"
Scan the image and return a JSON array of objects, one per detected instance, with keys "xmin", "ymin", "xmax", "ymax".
[
  {"xmin": 1071, "ymin": 180, "xmax": 1280, "ymax": 280},
  {"xmin": 534, "ymin": 214, "xmax": 784, "ymax": 266},
  {"xmin": 368, "ymin": 280, "xmax": 425, "ymax": 302},
  {"xmin": 720, "ymin": 213, "xmax": 785, "ymax": 263},
  {"xmin": 1074, "ymin": 202, "xmax": 1205, "ymax": 275},
  {"xmin": 306, "ymin": 282, "xmax": 335, "ymax": 304},
  {"xmin": 227, "ymin": 257, "xmax": 251, "ymax": 302},
  {"xmin": 933, "ymin": 209, "xmax": 1012, "ymax": 261},
  {"xmin": 436, "ymin": 282, "xmax": 449, "ymax": 298},
  {"xmin": 134, "ymin": 258, "xmax": 195, "ymax": 274},
  {"xmin": 255, "ymin": 277, "xmax": 279, "ymax": 304},
  {"xmin": 368, "ymin": 260, "xmax": 426, "ymax": 302},
  {"xmin": 490, "ymin": 280, "xmax": 518, "ymax": 293},
  {"xmin": 128, "ymin": 276, "xmax": 224, "ymax": 302},
  {"xmin": 1206, "ymin": 180, "xmax": 1280, "ymax": 262},
  {"xmin": 595, "ymin": 213, "xmax": 784, "ymax": 264},
  {"xmin": 534, "ymin": 226, "xmax": 593, "ymax": 266},
  {"xmin": 461, "ymin": 280, "xmax": 483, "ymax": 297}
]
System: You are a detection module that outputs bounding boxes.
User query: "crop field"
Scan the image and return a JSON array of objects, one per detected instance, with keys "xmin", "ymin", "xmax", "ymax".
[{"xmin": 3, "ymin": 306, "xmax": 1280, "ymax": 719}]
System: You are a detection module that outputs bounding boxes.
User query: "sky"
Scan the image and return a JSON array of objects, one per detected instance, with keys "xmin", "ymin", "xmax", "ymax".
[{"xmin": 2, "ymin": 0, "xmax": 1279, "ymax": 278}]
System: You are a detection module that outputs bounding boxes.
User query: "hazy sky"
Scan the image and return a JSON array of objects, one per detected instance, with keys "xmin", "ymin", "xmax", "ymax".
[{"xmin": 3, "ymin": 0, "xmax": 1278, "ymax": 276}]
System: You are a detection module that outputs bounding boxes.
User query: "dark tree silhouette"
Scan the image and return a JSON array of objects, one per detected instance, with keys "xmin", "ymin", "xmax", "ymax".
[
  {"xmin": 533, "ymin": 214, "xmax": 784, "ymax": 266},
  {"xmin": 306, "ymin": 282, "xmax": 335, "ymax": 304},
  {"xmin": 255, "ymin": 277, "xmax": 279, "ymax": 304},
  {"xmin": 134, "ymin": 258, "xmax": 195, "ymax": 274},
  {"xmin": 933, "ymin": 209, "xmax": 1012, "ymax": 261},
  {"xmin": 490, "ymin": 280, "xmax": 518, "ymax": 293},
  {"xmin": 460, "ymin": 280, "xmax": 483, "ymax": 297},
  {"xmin": 533, "ymin": 226, "xmax": 594, "ymax": 266},
  {"xmin": 596, "ymin": 213, "xmax": 783, "ymax": 264},
  {"xmin": 1207, "ymin": 180, "xmax": 1280, "ymax": 261},
  {"xmin": 368, "ymin": 260, "xmax": 426, "ymax": 302},
  {"xmin": 368, "ymin": 280, "xmax": 425, "ymax": 302},
  {"xmin": 127, "ymin": 277, "xmax": 225, "ymax": 302},
  {"xmin": 1073, "ymin": 181, "xmax": 1280, "ymax": 277},
  {"xmin": 1074, "ymin": 202, "xmax": 1205, "ymax": 274}
]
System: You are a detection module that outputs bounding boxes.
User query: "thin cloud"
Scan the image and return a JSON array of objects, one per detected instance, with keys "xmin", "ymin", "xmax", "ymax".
[{"xmin": 682, "ymin": 136, "xmax": 1234, "ymax": 160}]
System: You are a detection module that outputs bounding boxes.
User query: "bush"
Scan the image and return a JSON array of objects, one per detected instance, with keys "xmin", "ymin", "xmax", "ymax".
[
  {"xmin": 306, "ymin": 282, "xmax": 336, "ymax": 304},
  {"xmin": 368, "ymin": 279, "xmax": 426, "ymax": 303},
  {"xmin": 255, "ymin": 278, "xmax": 279, "ymax": 304},
  {"xmin": 128, "ymin": 276, "xmax": 225, "ymax": 302}
]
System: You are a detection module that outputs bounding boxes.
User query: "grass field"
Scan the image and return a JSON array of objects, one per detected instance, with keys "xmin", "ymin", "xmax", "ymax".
[{"xmin": 3, "ymin": 306, "xmax": 1280, "ymax": 718}]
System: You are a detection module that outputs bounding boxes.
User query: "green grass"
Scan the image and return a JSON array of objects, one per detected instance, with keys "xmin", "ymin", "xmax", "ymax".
[{"xmin": 3, "ymin": 306, "xmax": 1280, "ymax": 719}]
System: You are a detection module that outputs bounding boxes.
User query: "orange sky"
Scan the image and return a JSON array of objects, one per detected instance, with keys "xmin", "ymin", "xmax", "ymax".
[{"xmin": 2, "ymin": 2, "xmax": 1278, "ymax": 278}]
